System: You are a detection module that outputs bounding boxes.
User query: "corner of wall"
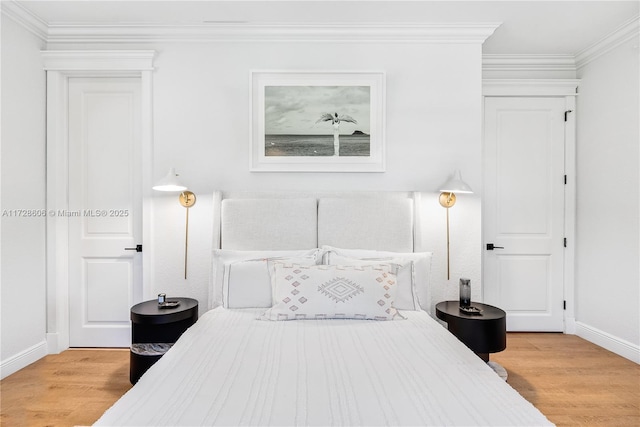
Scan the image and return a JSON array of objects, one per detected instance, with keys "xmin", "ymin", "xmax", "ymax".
[
  {"xmin": 564, "ymin": 316, "xmax": 576, "ymax": 334},
  {"xmin": 46, "ymin": 333, "xmax": 61, "ymax": 354}
]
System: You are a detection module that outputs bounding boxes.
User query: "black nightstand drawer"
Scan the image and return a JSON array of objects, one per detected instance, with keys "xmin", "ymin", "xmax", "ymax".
[
  {"xmin": 132, "ymin": 317, "xmax": 197, "ymax": 343},
  {"xmin": 130, "ymin": 352, "xmax": 163, "ymax": 384}
]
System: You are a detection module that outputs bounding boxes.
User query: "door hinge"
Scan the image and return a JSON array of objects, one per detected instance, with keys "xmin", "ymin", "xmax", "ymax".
[
  {"xmin": 564, "ymin": 110, "xmax": 573, "ymax": 122},
  {"xmin": 563, "ymin": 300, "xmax": 567, "ymax": 310},
  {"xmin": 563, "ymin": 238, "xmax": 567, "ymax": 248}
]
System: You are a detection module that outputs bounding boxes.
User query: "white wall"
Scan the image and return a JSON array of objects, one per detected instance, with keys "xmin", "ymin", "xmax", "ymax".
[
  {"xmin": 146, "ymin": 41, "xmax": 484, "ymax": 311},
  {"xmin": 575, "ymin": 36, "xmax": 640, "ymax": 361},
  {"xmin": 0, "ymin": 15, "xmax": 48, "ymax": 378}
]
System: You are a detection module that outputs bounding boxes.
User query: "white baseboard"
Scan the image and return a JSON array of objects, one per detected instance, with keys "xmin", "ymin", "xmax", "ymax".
[
  {"xmin": 575, "ymin": 321, "xmax": 640, "ymax": 364},
  {"xmin": 0, "ymin": 340, "xmax": 48, "ymax": 379},
  {"xmin": 564, "ymin": 316, "xmax": 576, "ymax": 334}
]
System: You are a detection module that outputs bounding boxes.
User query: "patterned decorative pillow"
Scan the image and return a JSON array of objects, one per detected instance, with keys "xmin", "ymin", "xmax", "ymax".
[
  {"xmin": 326, "ymin": 254, "xmax": 416, "ymax": 311},
  {"xmin": 261, "ymin": 264, "xmax": 403, "ymax": 321},
  {"xmin": 322, "ymin": 246, "xmax": 432, "ymax": 313}
]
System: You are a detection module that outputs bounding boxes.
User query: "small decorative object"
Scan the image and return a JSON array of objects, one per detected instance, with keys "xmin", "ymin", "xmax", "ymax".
[
  {"xmin": 459, "ymin": 305, "xmax": 483, "ymax": 315},
  {"xmin": 159, "ymin": 300, "xmax": 180, "ymax": 309},
  {"xmin": 158, "ymin": 293, "xmax": 166, "ymax": 305},
  {"xmin": 459, "ymin": 278, "xmax": 471, "ymax": 308}
]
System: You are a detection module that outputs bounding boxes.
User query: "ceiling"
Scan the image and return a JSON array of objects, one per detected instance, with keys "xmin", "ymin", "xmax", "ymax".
[{"xmin": 11, "ymin": 1, "xmax": 640, "ymax": 54}]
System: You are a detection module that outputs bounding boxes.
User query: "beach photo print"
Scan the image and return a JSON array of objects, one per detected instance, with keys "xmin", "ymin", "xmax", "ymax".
[{"xmin": 250, "ymin": 71, "xmax": 385, "ymax": 172}]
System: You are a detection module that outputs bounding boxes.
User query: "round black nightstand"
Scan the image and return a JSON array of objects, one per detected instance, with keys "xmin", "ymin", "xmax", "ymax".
[
  {"xmin": 130, "ymin": 297, "xmax": 198, "ymax": 384},
  {"xmin": 435, "ymin": 300, "xmax": 506, "ymax": 362}
]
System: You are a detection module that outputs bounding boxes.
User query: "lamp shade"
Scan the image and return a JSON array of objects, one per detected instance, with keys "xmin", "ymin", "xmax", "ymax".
[
  {"xmin": 152, "ymin": 167, "xmax": 188, "ymax": 192},
  {"xmin": 439, "ymin": 170, "xmax": 473, "ymax": 194}
]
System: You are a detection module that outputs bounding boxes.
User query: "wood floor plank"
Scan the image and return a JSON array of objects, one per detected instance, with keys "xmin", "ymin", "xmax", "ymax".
[
  {"xmin": 492, "ymin": 333, "xmax": 640, "ymax": 427},
  {"xmin": 1, "ymin": 334, "xmax": 638, "ymax": 426},
  {"xmin": 1, "ymin": 349, "xmax": 131, "ymax": 427}
]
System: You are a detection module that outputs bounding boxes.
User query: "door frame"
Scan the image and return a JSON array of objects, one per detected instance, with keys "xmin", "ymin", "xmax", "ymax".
[
  {"xmin": 482, "ymin": 79, "xmax": 580, "ymax": 334},
  {"xmin": 43, "ymin": 51, "xmax": 155, "ymax": 353}
]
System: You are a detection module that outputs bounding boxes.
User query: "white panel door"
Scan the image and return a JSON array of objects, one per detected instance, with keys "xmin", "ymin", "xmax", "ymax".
[
  {"xmin": 483, "ymin": 97, "xmax": 565, "ymax": 331},
  {"xmin": 68, "ymin": 78, "xmax": 142, "ymax": 347}
]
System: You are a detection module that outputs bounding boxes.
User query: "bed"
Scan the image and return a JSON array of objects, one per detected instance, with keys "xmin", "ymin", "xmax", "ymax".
[{"xmin": 95, "ymin": 191, "xmax": 552, "ymax": 426}]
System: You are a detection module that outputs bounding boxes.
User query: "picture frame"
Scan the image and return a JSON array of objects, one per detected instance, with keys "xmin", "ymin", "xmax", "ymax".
[{"xmin": 250, "ymin": 71, "xmax": 385, "ymax": 172}]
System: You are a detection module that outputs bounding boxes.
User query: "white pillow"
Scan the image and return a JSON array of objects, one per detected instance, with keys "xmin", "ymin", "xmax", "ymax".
[
  {"xmin": 210, "ymin": 249, "xmax": 320, "ymax": 309},
  {"xmin": 223, "ymin": 255, "xmax": 318, "ymax": 308},
  {"xmin": 322, "ymin": 246, "xmax": 433, "ymax": 313},
  {"xmin": 261, "ymin": 264, "xmax": 403, "ymax": 321}
]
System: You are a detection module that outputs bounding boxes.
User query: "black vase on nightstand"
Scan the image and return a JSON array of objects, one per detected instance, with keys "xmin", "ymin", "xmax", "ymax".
[{"xmin": 459, "ymin": 278, "xmax": 471, "ymax": 307}]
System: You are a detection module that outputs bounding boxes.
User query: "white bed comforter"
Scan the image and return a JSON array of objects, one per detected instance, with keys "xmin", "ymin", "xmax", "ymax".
[{"xmin": 96, "ymin": 308, "xmax": 552, "ymax": 426}]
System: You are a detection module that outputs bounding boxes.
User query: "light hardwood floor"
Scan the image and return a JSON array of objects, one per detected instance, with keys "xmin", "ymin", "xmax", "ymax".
[
  {"xmin": 1, "ymin": 333, "xmax": 638, "ymax": 426},
  {"xmin": 491, "ymin": 333, "xmax": 640, "ymax": 426},
  {"xmin": 1, "ymin": 348, "xmax": 131, "ymax": 427}
]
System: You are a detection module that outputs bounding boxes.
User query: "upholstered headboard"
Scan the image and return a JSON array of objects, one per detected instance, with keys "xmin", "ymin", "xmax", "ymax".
[{"xmin": 212, "ymin": 191, "xmax": 423, "ymax": 253}]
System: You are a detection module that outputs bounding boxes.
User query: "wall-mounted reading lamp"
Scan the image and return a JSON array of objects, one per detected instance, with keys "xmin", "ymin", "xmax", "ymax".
[
  {"xmin": 438, "ymin": 170, "xmax": 473, "ymax": 280},
  {"xmin": 153, "ymin": 168, "xmax": 196, "ymax": 279}
]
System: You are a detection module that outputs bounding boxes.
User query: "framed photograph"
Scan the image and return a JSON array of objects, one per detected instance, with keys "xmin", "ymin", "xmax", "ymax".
[{"xmin": 250, "ymin": 71, "xmax": 385, "ymax": 172}]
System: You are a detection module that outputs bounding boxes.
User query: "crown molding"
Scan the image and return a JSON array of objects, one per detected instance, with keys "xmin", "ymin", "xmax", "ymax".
[
  {"xmin": 1, "ymin": 0, "xmax": 499, "ymax": 44},
  {"xmin": 41, "ymin": 50, "xmax": 156, "ymax": 71},
  {"xmin": 482, "ymin": 54, "xmax": 576, "ymax": 72},
  {"xmin": 575, "ymin": 15, "xmax": 639, "ymax": 69},
  {"xmin": 483, "ymin": 79, "xmax": 580, "ymax": 96},
  {"xmin": 1, "ymin": 0, "xmax": 48, "ymax": 41},
  {"xmin": 42, "ymin": 22, "xmax": 500, "ymax": 43}
]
